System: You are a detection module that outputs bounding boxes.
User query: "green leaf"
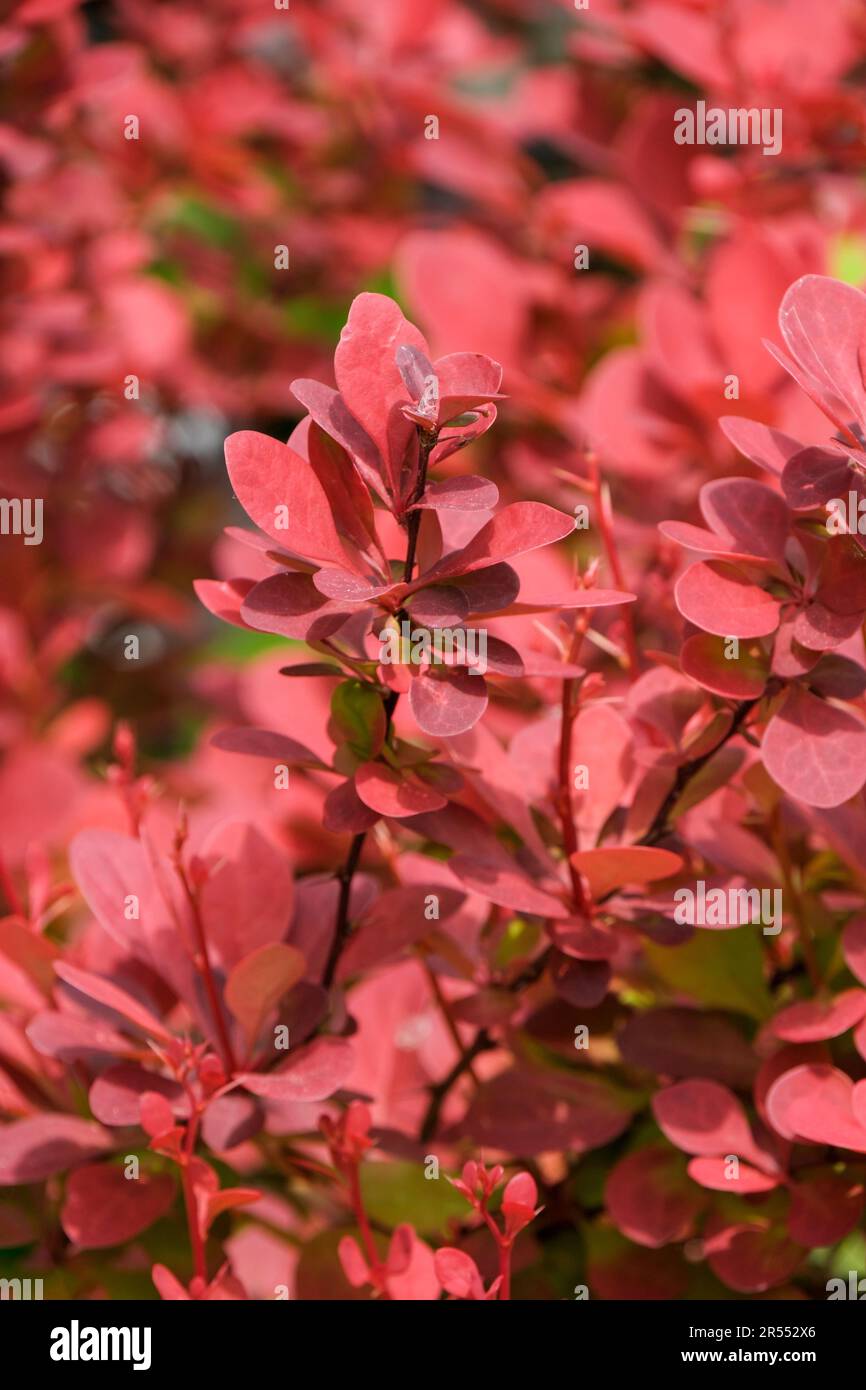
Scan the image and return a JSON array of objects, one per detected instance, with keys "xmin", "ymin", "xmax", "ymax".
[
  {"xmin": 330, "ymin": 680, "xmax": 386, "ymax": 760},
  {"xmin": 198, "ymin": 628, "xmax": 294, "ymax": 665},
  {"xmin": 283, "ymin": 295, "xmax": 353, "ymax": 344},
  {"xmin": 494, "ymin": 917, "xmax": 541, "ymax": 968},
  {"xmin": 644, "ymin": 926, "xmax": 771, "ymax": 1020},
  {"xmin": 828, "ymin": 1231, "xmax": 866, "ymax": 1280},
  {"xmin": 164, "ymin": 196, "xmax": 240, "ymax": 249},
  {"xmin": 829, "ymin": 233, "xmax": 866, "ymax": 288},
  {"xmin": 359, "ymin": 1161, "xmax": 466, "ymax": 1236}
]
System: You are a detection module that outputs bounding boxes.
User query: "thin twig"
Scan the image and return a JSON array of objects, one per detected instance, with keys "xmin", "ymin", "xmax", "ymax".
[
  {"xmin": 418, "ymin": 1030, "xmax": 497, "ymax": 1143},
  {"xmin": 322, "ymin": 426, "xmax": 437, "ymax": 990},
  {"xmin": 588, "ymin": 453, "xmax": 639, "ymax": 680}
]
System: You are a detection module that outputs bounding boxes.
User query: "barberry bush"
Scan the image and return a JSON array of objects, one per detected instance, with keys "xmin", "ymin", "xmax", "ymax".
[{"xmin": 2, "ymin": 0, "xmax": 866, "ymax": 1303}]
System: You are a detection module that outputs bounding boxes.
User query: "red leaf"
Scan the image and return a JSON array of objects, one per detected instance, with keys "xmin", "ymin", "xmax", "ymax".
[
  {"xmin": 61, "ymin": 1163, "xmax": 174, "ymax": 1249},
  {"xmin": 570, "ymin": 845, "xmax": 682, "ymax": 900},
  {"xmin": 686, "ymin": 1157, "xmax": 777, "ymax": 1193},
  {"xmin": 225, "ymin": 944, "xmax": 306, "ymax": 1045},
  {"xmin": 199, "ymin": 1186, "xmax": 260, "ymax": 1235},
  {"xmin": 27, "ymin": 1011, "xmax": 138, "ymax": 1064},
  {"xmin": 550, "ymin": 955, "xmax": 611, "ymax": 1007},
  {"xmin": 322, "ymin": 778, "xmax": 380, "ymax": 834},
  {"xmin": 333, "ymin": 293, "xmax": 429, "ymax": 496},
  {"xmin": 461, "ymin": 1066, "xmax": 633, "ymax": 1154},
  {"xmin": 408, "ymin": 669, "xmax": 488, "ymax": 737},
  {"xmin": 338, "ymin": 885, "xmax": 465, "ymax": 978},
  {"xmin": 448, "ymin": 855, "xmax": 568, "ymax": 918},
  {"xmin": 781, "ymin": 446, "xmax": 855, "ymax": 510},
  {"xmin": 0, "ymin": 1115, "xmax": 112, "ymax": 1185},
  {"xmin": 652, "ymin": 1079, "xmax": 757, "ymax": 1159},
  {"xmin": 421, "ymin": 502, "xmax": 575, "ymax": 582},
  {"xmin": 193, "ymin": 578, "xmax": 257, "ymax": 629},
  {"xmin": 210, "ymin": 726, "xmax": 326, "ymax": 768},
  {"xmin": 312, "ymin": 570, "xmax": 390, "ymax": 603},
  {"xmin": 54, "ymin": 962, "xmax": 172, "ymax": 1042},
  {"xmin": 680, "ymin": 633, "xmax": 768, "ymax": 699},
  {"xmin": 767, "ymin": 1064, "xmax": 866, "ymax": 1151},
  {"xmin": 761, "ymin": 687, "xmax": 866, "ymax": 807},
  {"xmin": 777, "ymin": 275, "xmax": 866, "ymax": 432},
  {"xmin": 201, "ymin": 1094, "xmax": 263, "ymax": 1151},
  {"xmin": 675, "ymin": 561, "xmax": 780, "ymax": 638},
  {"xmin": 238, "ymin": 1036, "xmax": 354, "ymax": 1102},
  {"xmin": 140, "ymin": 1091, "xmax": 176, "ymax": 1139},
  {"xmin": 354, "ymin": 761, "xmax": 447, "ymax": 817},
  {"xmin": 770, "ymin": 989, "xmax": 866, "ymax": 1042},
  {"xmin": 793, "ymin": 601, "xmax": 863, "ymax": 652},
  {"xmin": 290, "ymin": 379, "xmax": 385, "ymax": 500},
  {"xmin": 787, "ymin": 1175, "xmax": 864, "ymax": 1246},
  {"xmin": 617, "ymin": 1009, "xmax": 757, "ymax": 1089},
  {"xmin": 413, "ymin": 477, "xmax": 499, "ymax": 511},
  {"xmin": 89, "ymin": 1065, "xmax": 188, "ymax": 1128},
  {"xmin": 240, "ymin": 573, "xmax": 352, "ymax": 643},
  {"xmin": 198, "ymin": 821, "xmax": 296, "ymax": 970},
  {"xmin": 705, "ymin": 1221, "xmax": 804, "ymax": 1294},
  {"xmin": 699, "ymin": 478, "xmax": 789, "ymax": 560},
  {"xmin": 606, "ymin": 1146, "xmax": 705, "ymax": 1247},
  {"xmin": 385, "ymin": 1232, "xmax": 440, "ymax": 1300},
  {"xmin": 225, "ymin": 431, "xmax": 349, "ymax": 567},
  {"xmin": 434, "ymin": 1247, "xmax": 484, "ymax": 1299},
  {"xmin": 719, "ymin": 417, "xmax": 802, "ymax": 476},
  {"xmin": 338, "ymin": 1234, "xmax": 370, "ymax": 1288}
]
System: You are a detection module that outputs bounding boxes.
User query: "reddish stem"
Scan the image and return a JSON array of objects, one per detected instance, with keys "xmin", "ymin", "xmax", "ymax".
[
  {"xmin": 347, "ymin": 1162, "xmax": 390, "ymax": 1297},
  {"xmin": 557, "ymin": 617, "xmax": 592, "ymax": 915},
  {"xmin": 479, "ymin": 1198, "xmax": 512, "ymax": 1300},
  {"xmin": 180, "ymin": 1105, "xmax": 207, "ymax": 1285},
  {"xmin": 497, "ymin": 1240, "xmax": 513, "ymax": 1301},
  {"xmin": 175, "ymin": 861, "xmax": 237, "ymax": 1077},
  {"xmin": 0, "ymin": 853, "xmax": 25, "ymax": 920},
  {"xmin": 588, "ymin": 454, "xmax": 640, "ymax": 680}
]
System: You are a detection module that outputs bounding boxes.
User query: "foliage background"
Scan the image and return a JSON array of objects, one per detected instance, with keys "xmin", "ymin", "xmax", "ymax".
[{"xmin": 3, "ymin": 0, "xmax": 866, "ymax": 1301}]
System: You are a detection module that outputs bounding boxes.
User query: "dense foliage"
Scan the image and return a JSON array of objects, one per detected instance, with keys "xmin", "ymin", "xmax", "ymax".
[{"xmin": 3, "ymin": 0, "xmax": 866, "ymax": 1301}]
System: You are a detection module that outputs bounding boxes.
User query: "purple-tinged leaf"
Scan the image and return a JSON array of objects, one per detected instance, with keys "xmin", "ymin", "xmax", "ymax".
[
  {"xmin": 761, "ymin": 687, "xmax": 866, "ymax": 807},
  {"xmin": 211, "ymin": 726, "xmax": 327, "ymax": 768},
  {"xmin": 89, "ymin": 1064, "xmax": 188, "ymax": 1128},
  {"xmin": 240, "ymin": 572, "xmax": 352, "ymax": 642},
  {"xmin": 0, "ymin": 1115, "xmax": 112, "ymax": 1185},
  {"xmin": 412, "ymin": 477, "xmax": 499, "ymax": 511},
  {"xmin": 239, "ymin": 1036, "xmax": 354, "ymax": 1102},
  {"xmin": 675, "ymin": 561, "xmax": 781, "ymax": 639},
  {"xmin": 719, "ymin": 417, "xmax": 803, "ymax": 475},
  {"xmin": 355, "ymin": 762, "xmax": 447, "ymax": 817},
  {"xmin": 408, "ymin": 670, "xmax": 488, "ymax": 737}
]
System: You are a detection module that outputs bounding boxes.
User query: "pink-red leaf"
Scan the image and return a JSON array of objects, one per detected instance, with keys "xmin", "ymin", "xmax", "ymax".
[
  {"xmin": 61, "ymin": 1163, "xmax": 174, "ymax": 1249},
  {"xmin": 238, "ymin": 1036, "xmax": 354, "ymax": 1103},
  {"xmin": 0, "ymin": 1115, "xmax": 112, "ymax": 1185},
  {"xmin": 675, "ymin": 561, "xmax": 780, "ymax": 639},
  {"xmin": 225, "ymin": 944, "xmax": 306, "ymax": 1045},
  {"xmin": 570, "ymin": 846, "xmax": 682, "ymax": 900},
  {"xmin": 761, "ymin": 687, "xmax": 866, "ymax": 807}
]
